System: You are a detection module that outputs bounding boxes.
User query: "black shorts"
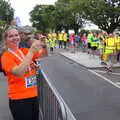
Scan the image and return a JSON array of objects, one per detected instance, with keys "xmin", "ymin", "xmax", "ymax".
[
  {"xmin": 91, "ymin": 46, "xmax": 97, "ymax": 51},
  {"xmin": 88, "ymin": 43, "xmax": 91, "ymax": 49},
  {"xmin": 9, "ymin": 97, "xmax": 39, "ymax": 120}
]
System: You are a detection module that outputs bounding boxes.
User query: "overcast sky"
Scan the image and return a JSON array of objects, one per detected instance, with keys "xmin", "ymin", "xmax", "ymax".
[{"xmin": 7, "ymin": 0, "xmax": 57, "ymax": 26}]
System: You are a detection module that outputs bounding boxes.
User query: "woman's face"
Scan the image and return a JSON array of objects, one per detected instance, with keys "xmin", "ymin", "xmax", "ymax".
[{"xmin": 5, "ymin": 29, "xmax": 20, "ymax": 48}]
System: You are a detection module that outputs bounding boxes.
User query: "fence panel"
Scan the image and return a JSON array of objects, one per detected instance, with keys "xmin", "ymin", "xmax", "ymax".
[{"xmin": 36, "ymin": 68, "xmax": 67, "ymax": 120}]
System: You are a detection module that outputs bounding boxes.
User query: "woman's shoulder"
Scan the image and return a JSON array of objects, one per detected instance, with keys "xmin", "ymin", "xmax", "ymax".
[
  {"xmin": 1, "ymin": 50, "xmax": 10, "ymax": 57},
  {"xmin": 20, "ymin": 48, "xmax": 29, "ymax": 54},
  {"xmin": 2, "ymin": 48, "xmax": 29, "ymax": 57}
]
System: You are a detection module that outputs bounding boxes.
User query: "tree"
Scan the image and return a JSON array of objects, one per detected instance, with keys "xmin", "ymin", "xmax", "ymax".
[
  {"xmin": 29, "ymin": 5, "xmax": 56, "ymax": 33},
  {"xmin": 55, "ymin": 0, "xmax": 84, "ymax": 33},
  {"xmin": 0, "ymin": 0, "xmax": 14, "ymax": 41},
  {"xmin": 0, "ymin": 0, "xmax": 14, "ymax": 24},
  {"xmin": 30, "ymin": 0, "xmax": 84, "ymax": 33},
  {"xmin": 71, "ymin": 0, "xmax": 120, "ymax": 33}
]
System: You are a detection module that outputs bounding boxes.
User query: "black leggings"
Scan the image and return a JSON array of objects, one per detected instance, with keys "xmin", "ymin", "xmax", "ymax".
[{"xmin": 9, "ymin": 97, "xmax": 39, "ymax": 120}]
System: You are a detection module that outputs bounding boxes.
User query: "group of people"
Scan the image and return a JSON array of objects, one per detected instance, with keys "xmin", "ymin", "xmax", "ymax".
[
  {"xmin": 46, "ymin": 31, "xmax": 120, "ymax": 67},
  {"xmin": 0, "ymin": 20, "xmax": 48, "ymax": 120},
  {"xmin": 83, "ymin": 32, "xmax": 120, "ymax": 66},
  {"xmin": 46, "ymin": 32, "xmax": 68, "ymax": 53}
]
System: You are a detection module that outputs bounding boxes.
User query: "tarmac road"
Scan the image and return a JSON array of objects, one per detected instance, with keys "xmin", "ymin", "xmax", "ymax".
[
  {"xmin": 0, "ymin": 73, "xmax": 12, "ymax": 120},
  {"xmin": 41, "ymin": 54, "xmax": 120, "ymax": 120}
]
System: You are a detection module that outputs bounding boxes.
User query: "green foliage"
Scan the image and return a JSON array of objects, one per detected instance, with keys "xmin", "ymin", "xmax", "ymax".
[
  {"xmin": 55, "ymin": 0, "xmax": 84, "ymax": 33},
  {"xmin": 71, "ymin": 0, "xmax": 120, "ymax": 33},
  {"xmin": 0, "ymin": 0, "xmax": 14, "ymax": 41},
  {"xmin": 29, "ymin": 5, "xmax": 56, "ymax": 33},
  {"xmin": 29, "ymin": 0, "xmax": 84, "ymax": 33},
  {"xmin": 0, "ymin": 0, "xmax": 14, "ymax": 24},
  {"xmin": 29, "ymin": 0, "xmax": 120, "ymax": 34}
]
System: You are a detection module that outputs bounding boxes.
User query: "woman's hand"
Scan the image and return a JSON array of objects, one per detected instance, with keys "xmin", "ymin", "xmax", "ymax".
[{"xmin": 30, "ymin": 40, "xmax": 46, "ymax": 53}]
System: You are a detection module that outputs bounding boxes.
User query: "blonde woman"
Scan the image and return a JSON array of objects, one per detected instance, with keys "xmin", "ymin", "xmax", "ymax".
[{"xmin": 1, "ymin": 28, "xmax": 48, "ymax": 120}]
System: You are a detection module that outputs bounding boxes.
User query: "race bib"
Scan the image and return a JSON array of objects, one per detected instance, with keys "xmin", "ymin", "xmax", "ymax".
[{"xmin": 25, "ymin": 75, "xmax": 37, "ymax": 88}]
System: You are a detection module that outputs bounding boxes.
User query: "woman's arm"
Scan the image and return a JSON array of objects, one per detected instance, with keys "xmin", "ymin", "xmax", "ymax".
[
  {"xmin": 11, "ymin": 40, "xmax": 44, "ymax": 76},
  {"xmin": 11, "ymin": 50, "xmax": 34, "ymax": 76}
]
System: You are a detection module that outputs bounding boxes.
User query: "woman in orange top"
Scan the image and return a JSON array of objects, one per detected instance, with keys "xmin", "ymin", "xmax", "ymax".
[{"xmin": 1, "ymin": 27, "xmax": 48, "ymax": 120}]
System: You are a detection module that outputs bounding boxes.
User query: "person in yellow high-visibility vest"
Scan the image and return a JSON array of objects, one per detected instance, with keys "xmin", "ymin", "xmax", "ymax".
[
  {"xmin": 58, "ymin": 33, "xmax": 63, "ymax": 48},
  {"xmin": 52, "ymin": 33, "xmax": 57, "ymax": 48},
  {"xmin": 87, "ymin": 32, "xmax": 93, "ymax": 54},
  {"xmin": 98, "ymin": 34, "xmax": 106, "ymax": 64},
  {"xmin": 63, "ymin": 32, "xmax": 68, "ymax": 49},
  {"xmin": 48, "ymin": 33, "xmax": 52, "ymax": 40},
  {"xmin": 48, "ymin": 37, "xmax": 55, "ymax": 54},
  {"xmin": 115, "ymin": 34, "xmax": 120, "ymax": 62},
  {"xmin": 90, "ymin": 33, "xmax": 99, "ymax": 56},
  {"xmin": 103, "ymin": 34, "xmax": 116, "ymax": 70},
  {"xmin": 101, "ymin": 35, "xmax": 108, "ymax": 63}
]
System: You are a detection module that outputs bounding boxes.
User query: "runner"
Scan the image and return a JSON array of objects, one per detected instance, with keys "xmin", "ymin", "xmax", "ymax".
[
  {"xmin": 1, "ymin": 27, "xmax": 48, "ymax": 120},
  {"xmin": 104, "ymin": 34, "xmax": 116, "ymax": 72}
]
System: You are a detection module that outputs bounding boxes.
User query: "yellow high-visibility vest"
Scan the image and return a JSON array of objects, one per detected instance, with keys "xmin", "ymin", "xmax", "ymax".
[
  {"xmin": 115, "ymin": 36, "xmax": 120, "ymax": 50},
  {"xmin": 63, "ymin": 33, "xmax": 67, "ymax": 42},
  {"xmin": 52, "ymin": 33, "xmax": 57, "ymax": 41},
  {"xmin": 48, "ymin": 34, "xmax": 52, "ymax": 39},
  {"xmin": 99, "ymin": 41, "xmax": 104, "ymax": 49},
  {"xmin": 91, "ymin": 37, "xmax": 98, "ymax": 47},
  {"xmin": 87, "ymin": 33, "xmax": 93, "ymax": 43},
  {"xmin": 48, "ymin": 39, "xmax": 54, "ymax": 48},
  {"xmin": 105, "ymin": 37, "xmax": 116, "ymax": 54},
  {"xmin": 58, "ymin": 34, "xmax": 63, "ymax": 41}
]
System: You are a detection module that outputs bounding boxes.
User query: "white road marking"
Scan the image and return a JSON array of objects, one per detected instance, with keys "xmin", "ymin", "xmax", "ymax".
[
  {"xmin": 88, "ymin": 70, "xmax": 120, "ymax": 89},
  {"xmin": 112, "ymin": 72, "xmax": 120, "ymax": 76},
  {"xmin": 94, "ymin": 69, "xmax": 120, "ymax": 76},
  {"xmin": 93, "ymin": 70, "xmax": 106, "ymax": 73},
  {"xmin": 116, "ymin": 82, "xmax": 120, "ymax": 85}
]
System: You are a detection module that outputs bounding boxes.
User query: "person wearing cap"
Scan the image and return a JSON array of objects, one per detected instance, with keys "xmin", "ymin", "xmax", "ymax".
[
  {"xmin": 1, "ymin": 27, "xmax": 48, "ymax": 120},
  {"xmin": 34, "ymin": 32, "xmax": 41, "ymax": 40},
  {"xmin": 18, "ymin": 27, "xmax": 34, "ymax": 48},
  {"xmin": 17, "ymin": 27, "xmax": 27, "ymax": 48}
]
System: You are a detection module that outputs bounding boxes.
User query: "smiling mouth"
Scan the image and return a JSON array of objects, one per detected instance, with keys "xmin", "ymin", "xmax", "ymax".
[{"xmin": 12, "ymin": 39, "xmax": 20, "ymax": 42}]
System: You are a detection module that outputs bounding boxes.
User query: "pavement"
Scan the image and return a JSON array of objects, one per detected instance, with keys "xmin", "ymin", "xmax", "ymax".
[{"xmin": 59, "ymin": 50, "xmax": 120, "ymax": 69}]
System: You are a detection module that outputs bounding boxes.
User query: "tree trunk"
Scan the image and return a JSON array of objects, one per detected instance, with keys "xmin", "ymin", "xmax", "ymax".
[{"xmin": 65, "ymin": 27, "xmax": 69, "ymax": 34}]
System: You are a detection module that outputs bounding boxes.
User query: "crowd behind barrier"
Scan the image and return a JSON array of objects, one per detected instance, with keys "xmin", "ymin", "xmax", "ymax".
[
  {"xmin": 7, "ymin": 27, "xmax": 120, "ymax": 70},
  {"xmin": 46, "ymin": 31, "xmax": 120, "ymax": 69}
]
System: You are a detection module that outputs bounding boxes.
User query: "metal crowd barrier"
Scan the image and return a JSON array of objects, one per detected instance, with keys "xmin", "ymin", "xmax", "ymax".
[{"xmin": 36, "ymin": 68, "xmax": 67, "ymax": 120}]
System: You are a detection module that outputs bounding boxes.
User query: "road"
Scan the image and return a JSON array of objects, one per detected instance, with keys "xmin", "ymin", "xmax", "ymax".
[
  {"xmin": 40, "ymin": 53, "xmax": 120, "ymax": 120},
  {"xmin": 0, "ymin": 73, "xmax": 12, "ymax": 120},
  {"xmin": 90, "ymin": 67, "xmax": 120, "ymax": 88}
]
